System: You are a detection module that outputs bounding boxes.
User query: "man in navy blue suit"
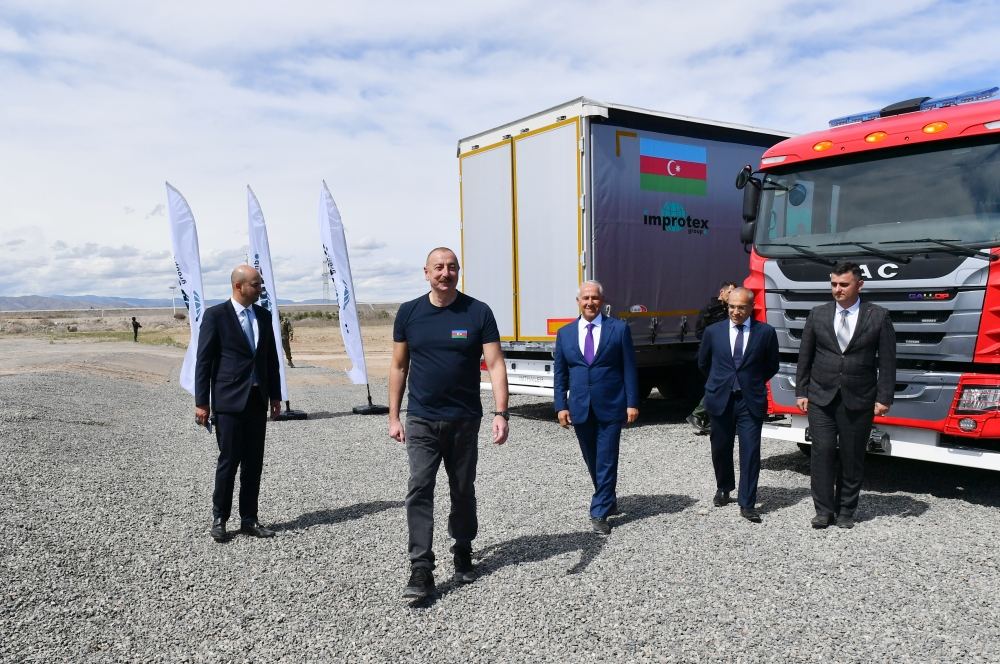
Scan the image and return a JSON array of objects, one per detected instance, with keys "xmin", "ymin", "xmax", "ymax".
[
  {"xmin": 554, "ymin": 280, "xmax": 639, "ymax": 535},
  {"xmin": 697, "ymin": 287, "xmax": 779, "ymax": 523},
  {"xmin": 195, "ymin": 265, "xmax": 282, "ymax": 542}
]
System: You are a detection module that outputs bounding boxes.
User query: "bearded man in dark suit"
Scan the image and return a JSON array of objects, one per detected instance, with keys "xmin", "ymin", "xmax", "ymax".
[{"xmin": 796, "ymin": 262, "xmax": 896, "ymax": 530}]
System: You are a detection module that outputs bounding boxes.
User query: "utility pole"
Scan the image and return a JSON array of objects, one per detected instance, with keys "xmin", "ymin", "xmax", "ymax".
[{"xmin": 169, "ymin": 285, "xmax": 177, "ymax": 315}]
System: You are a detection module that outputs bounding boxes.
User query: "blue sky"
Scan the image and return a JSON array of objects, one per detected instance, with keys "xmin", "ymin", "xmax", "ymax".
[{"xmin": 1, "ymin": 0, "xmax": 998, "ymax": 301}]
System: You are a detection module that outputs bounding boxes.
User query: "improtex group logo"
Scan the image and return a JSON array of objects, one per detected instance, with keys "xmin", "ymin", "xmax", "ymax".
[{"xmin": 642, "ymin": 202, "xmax": 710, "ymax": 235}]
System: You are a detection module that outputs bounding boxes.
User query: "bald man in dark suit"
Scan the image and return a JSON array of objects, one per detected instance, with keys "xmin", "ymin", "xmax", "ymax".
[{"xmin": 195, "ymin": 265, "xmax": 282, "ymax": 542}]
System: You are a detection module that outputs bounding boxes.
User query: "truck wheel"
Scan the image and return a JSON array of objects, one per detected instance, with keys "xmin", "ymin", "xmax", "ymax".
[{"xmin": 797, "ymin": 443, "xmax": 811, "ymax": 456}]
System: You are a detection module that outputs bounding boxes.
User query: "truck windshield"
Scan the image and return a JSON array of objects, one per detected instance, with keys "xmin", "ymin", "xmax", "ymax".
[{"xmin": 754, "ymin": 135, "xmax": 1000, "ymax": 258}]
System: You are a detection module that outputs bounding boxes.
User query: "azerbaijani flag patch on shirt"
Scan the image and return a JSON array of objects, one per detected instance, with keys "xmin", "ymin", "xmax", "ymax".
[{"xmin": 451, "ymin": 329, "xmax": 468, "ymax": 339}]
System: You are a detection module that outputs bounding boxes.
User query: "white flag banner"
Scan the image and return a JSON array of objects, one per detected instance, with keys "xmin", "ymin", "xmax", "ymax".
[
  {"xmin": 247, "ymin": 186, "xmax": 289, "ymax": 401},
  {"xmin": 165, "ymin": 182, "xmax": 206, "ymax": 396},
  {"xmin": 318, "ymin": 181, "xmax": 368, "ymax": 384}
]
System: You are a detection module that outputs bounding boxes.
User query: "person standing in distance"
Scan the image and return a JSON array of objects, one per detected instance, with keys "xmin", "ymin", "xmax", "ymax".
[
  {"xmin": 697, "ymin": 287, "xmax": 779, "ymax": 523},
  {"xmin": 553, "ymin": 280, "xmax": 639, "ymax": 536},
  {"xmin": 280, "ymin": 315, "xmax": 294, "ymax": 367},
  {"xmin": 686, "ymin": 280, "xmax": 738, "ymax": 433},
  {"xmin": 388, "ymin": 247, "xmax": 509, "ymax": 600},
  {"xmin": 195, "ymin": 265, "xmax": 282, "ymax": 542},
  {"xmin": 796, "ymin": 262, "xmax": 896, "ymax": 530},
  {"xmin": 131, "ymin": 316, "xmax": 142, "ymax": 342}
]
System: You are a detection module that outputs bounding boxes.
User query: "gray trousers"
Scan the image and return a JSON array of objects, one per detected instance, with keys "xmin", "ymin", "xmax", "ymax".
[{"xmin": 405, "ymin": 415, "xmax": 481, "ymax": 570}]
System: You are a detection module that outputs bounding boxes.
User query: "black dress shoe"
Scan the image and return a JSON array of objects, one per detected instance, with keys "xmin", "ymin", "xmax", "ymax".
[
  {"xmin": 686, "ymin": 414, "xmax": 710, "ymax": 433},
  {"xmin": 403, "ymin": 567, "xmax": 435, "ymax": 599},
  {"xmin": 740, "ymin": 508, "xmax": 762, "ymax": 523},
  {"xmin": 210, "ymin": 518, "xmax": 227, "ymax": 542},
  {"xmin": 836, "ymin": 514, "xmax": 855, "ymax": 529},
  {"xmin": 811, "ymin": 514, "xmax": 834, "ymax": 529},
  {"xmin": 240, "ymin": 521, "xmax": 276, "ymax": 538},
  {"xmin": 713, "ymin": 490, "xmax": 731, "ymax": 507},
  {"xmin": 591, "ymin": 517, "xmax": 611, "ymax": 535}
]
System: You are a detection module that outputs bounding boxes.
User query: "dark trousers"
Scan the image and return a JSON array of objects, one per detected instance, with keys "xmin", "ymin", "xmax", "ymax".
[
  {"xmin": 808, "ymin": 393, "xmax": 874, "ymax": 518},
  {"xmin": 708, "ymin": 392, "xmax": 763, "ymax": 509},
  {"xmin": 405, "ymin": 416, "xmax": 480, "ymax": 570},
  {"xmin": 212, "ymin": 388, "xmax": 267, "ymax": 525},
  {"xmin": 573, "ymin": 410, "xmax": 623, "ymax": 519}
]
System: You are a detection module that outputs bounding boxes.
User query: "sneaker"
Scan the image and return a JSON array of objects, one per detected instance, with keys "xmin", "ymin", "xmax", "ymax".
[
  {"xmin": 403, "ymin": 567, "xmax": 435, "ymax": 599},
  {"xmin": 453, "ymin": 548, "xmax": 477, "ymax": 584}
]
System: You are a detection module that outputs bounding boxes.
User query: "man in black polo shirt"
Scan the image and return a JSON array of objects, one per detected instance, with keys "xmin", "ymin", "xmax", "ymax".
[{"xmin": 389, "ymin": 247, "xmax": 509, "ymax": 600}]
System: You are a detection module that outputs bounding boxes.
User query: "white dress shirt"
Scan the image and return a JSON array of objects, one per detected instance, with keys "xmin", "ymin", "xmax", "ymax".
[
  {"xmin": 577, "ymin": 313, "xmax": 603, "ymax": 356},
  {"xmin": 834, "ymin": 298, "xmax": 861, "ymax": 344},
  {"xmin": 729, "ymin": 320, "xmax": 750, "ymax": 356},
  {"xmin": 231, "ymin": 298, "xmax": 260, "ymax": 349}
]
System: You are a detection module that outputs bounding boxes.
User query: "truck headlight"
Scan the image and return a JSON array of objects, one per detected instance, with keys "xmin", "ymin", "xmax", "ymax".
[{"xmin": 956, "ymin": 386, "xmax": 1000, "ymax": 414}]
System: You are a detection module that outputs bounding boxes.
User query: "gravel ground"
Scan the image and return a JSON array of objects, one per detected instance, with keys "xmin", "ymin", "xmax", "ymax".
[{"xmin": 4, "ymin": 358, "xmax": 1000, "ymax": 662}]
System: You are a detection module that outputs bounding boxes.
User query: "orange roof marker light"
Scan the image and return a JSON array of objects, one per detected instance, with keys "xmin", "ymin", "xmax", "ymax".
[
  {"xmin": 812, "ymin": 140, "xmax": 834, "ymax": 152},
  {"xmin": 865, "ymin": 131, "xmax": 888, "ymax": 143},
  {"xmin": 828, "ymin": 86, "xmax": 1000, "ymax": 127},
  {"xmin": 923, "ymin": 121, "xmax": 948, "ymax": 134}
]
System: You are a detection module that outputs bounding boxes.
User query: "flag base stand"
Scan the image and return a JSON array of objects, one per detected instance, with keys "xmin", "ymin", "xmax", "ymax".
[
  {"xmin": 276, "ymin": 400, "xmax": 308, "ymax": 421},
  {"xmin": 353, "ymin": 385, "xmax": 389, "ymax": 415}
]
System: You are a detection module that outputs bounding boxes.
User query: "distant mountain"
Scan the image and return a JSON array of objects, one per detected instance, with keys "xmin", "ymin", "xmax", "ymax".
[{"xmin": 0, "ymin": 294, "xmax": 330, "ymax": 311}]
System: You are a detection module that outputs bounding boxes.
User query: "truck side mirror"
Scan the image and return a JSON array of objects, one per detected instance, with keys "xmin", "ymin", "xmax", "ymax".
[
  {"xmin": 742, "ymin": 180, "xmax": 761, "ymax": 222},
  {"xmin": 735, "ymin": 165, "xmax": 753, "ymax": 190}
]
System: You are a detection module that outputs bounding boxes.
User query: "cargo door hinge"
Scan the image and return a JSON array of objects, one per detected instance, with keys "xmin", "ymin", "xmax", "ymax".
[
  {"xmin": 579, "ymin": 137, "xmax": 585, "ymax": 153},
  {"xmin": 579, "ymin": 193, "xmax": 585, "ymax": 210}
]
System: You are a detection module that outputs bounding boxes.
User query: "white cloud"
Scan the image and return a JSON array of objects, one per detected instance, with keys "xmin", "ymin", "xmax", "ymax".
[{"xmin": 1, "ymin": 1, "xmax": 999, "ymax": 301}]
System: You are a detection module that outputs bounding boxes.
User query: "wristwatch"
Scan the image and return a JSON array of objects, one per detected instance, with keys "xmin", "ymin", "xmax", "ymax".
[{"xmin": 493, "ymin": 410, "xmax": 510, "ymax": 421}]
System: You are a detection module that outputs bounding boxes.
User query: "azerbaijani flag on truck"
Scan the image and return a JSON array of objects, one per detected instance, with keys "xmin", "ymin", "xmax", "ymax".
[{"xmin": 639, "ymin": 138, "xmax": 707, "ymax": 196}]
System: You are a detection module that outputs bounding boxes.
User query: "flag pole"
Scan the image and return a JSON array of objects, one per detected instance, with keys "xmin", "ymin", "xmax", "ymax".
[
  {"xmin": 353, "ymin": 384, "xmax": 389, "ymax": 415},
  {"xmin": 319, "ymin": 181, "xmax": 389, "ymax": 416}
]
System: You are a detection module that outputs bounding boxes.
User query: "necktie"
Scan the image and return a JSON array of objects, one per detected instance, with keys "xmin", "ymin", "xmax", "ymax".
[
  {"xmin": 584, "ymin": 323, "xmax": 595, "ymax": 365},
  {"xmin": 732, "ymin": 324, "xmax": 744, "ymax": 365},
  {"xmin": 837, "ymin": 309, "xmax": 851, "ymax": 352},
  {"xmin": 240, "ymin": 309, "xmax": 256, "ymax": 352}
]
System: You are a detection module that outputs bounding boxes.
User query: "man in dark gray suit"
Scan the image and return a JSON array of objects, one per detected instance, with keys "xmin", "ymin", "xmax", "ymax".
[{"xmin": 795, "ymin": 262, "xmax": 896, "ymax": 530}]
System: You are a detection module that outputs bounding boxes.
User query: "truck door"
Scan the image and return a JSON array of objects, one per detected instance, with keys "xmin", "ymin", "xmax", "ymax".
[
  {"xmin": 460, "ymin": 142, "xmax": 516, "ymax": 339},
  {"xmin": 460, "ymin": 118, "xmax": 583, "ymax": 341},
  {"xmin": 512, "ymin": 118, "xmax": 583, "ymax": 340}
]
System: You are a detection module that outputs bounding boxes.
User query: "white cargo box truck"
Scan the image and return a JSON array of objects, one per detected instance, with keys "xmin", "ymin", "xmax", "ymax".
[{"xmin": 457, "ymin": 98, "xmax": 790, "ymax": 397}]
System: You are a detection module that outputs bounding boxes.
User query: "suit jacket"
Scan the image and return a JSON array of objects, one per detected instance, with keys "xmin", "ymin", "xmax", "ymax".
[
  {"xmin": 195, "ymin": 301, "xmax": 281, "ymax": 413},
  {"xmin": 553, "ymin": 316, "xmax": 639, "ymax": 424},
  {"xmin": 795, "ymin": 300, "xmax": 896, "ymax": 410},
  {"xmin": 698, "ymin": 319, "xmax": 779, "ymax": 418}
]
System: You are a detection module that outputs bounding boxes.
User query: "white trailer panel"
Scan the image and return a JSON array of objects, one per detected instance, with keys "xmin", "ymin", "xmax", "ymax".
[
  {"xmin": 513, "ymin": 119, "xmax": 583, "ymax": 340},
  {"xmin": 460, "ymin": 142, "xmax": 516, "ymax": 339}
]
